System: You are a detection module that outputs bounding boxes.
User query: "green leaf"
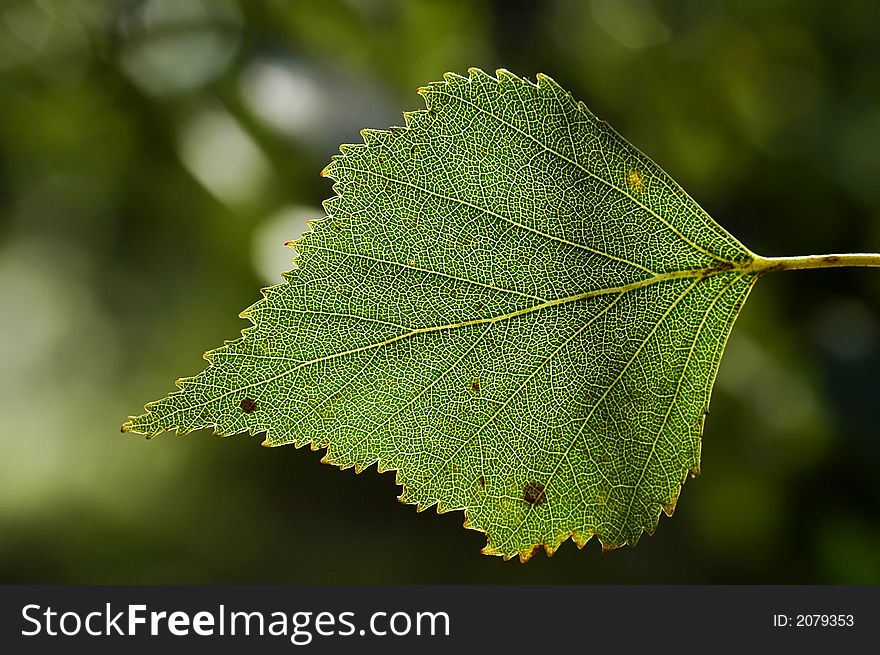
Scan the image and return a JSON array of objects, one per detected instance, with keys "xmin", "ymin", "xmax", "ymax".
[{"xmin": 124, "ymin": 68, "xmax": 762, "ymax": 561}]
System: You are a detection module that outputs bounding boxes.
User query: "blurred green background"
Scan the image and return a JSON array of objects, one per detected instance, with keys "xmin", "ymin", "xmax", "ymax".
[{"xmin": 1, "ymin": 0, "xmax": 879, "ymax": 584}]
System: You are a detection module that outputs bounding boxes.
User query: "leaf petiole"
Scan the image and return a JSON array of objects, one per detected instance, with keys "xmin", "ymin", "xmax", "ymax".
[{"xmin": 754, "ymin": 253, "xmax": 880, "ymax": 273}]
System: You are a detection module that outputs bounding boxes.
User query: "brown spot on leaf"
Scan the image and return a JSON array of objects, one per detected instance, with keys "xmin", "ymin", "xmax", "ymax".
[
  {"xmin": 427, "ymin": 108, "xmax": 436, "ymax": 117},
  {"xmin": 478, "ymin": 475, "xmax": 486, "ymax": 488},
  {"xmin": 240, "ymin": 397, "xmax": 257, "ymax": 414},
  {"xmin": 523, "ymin": 481, "xmax": 546, "ymax": 506},
  {"xmin": 470, "ymin": 379, "xmax": 481, "ymax": 393}
]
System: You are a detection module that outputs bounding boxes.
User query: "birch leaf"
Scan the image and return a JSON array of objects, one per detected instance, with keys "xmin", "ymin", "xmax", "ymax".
[{"xmin": 124, "ymin": 69, "xmax": 761, "ymax": 561}]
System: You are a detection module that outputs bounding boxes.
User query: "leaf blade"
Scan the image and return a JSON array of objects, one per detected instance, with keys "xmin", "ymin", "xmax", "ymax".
[{"xmin": 125, "ymin": 69, "xmax": 760, "ymax": 560}]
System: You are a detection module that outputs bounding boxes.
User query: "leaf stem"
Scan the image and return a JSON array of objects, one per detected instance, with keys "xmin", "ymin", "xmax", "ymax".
[{"xmin": 754, "ymin": 253, "xmax": 880, "ymax": 273}]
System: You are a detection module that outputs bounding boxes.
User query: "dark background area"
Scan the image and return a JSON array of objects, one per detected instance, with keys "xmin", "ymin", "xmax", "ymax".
[{"xmin": 1, "ymin": 0, "xmax": 878, "ymax": 583}]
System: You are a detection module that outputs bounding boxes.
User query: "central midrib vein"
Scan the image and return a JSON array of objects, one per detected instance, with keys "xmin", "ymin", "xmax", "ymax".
[{"xmin": 172, "ymin": 263, "xmax": 757, "ymax": 421}]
